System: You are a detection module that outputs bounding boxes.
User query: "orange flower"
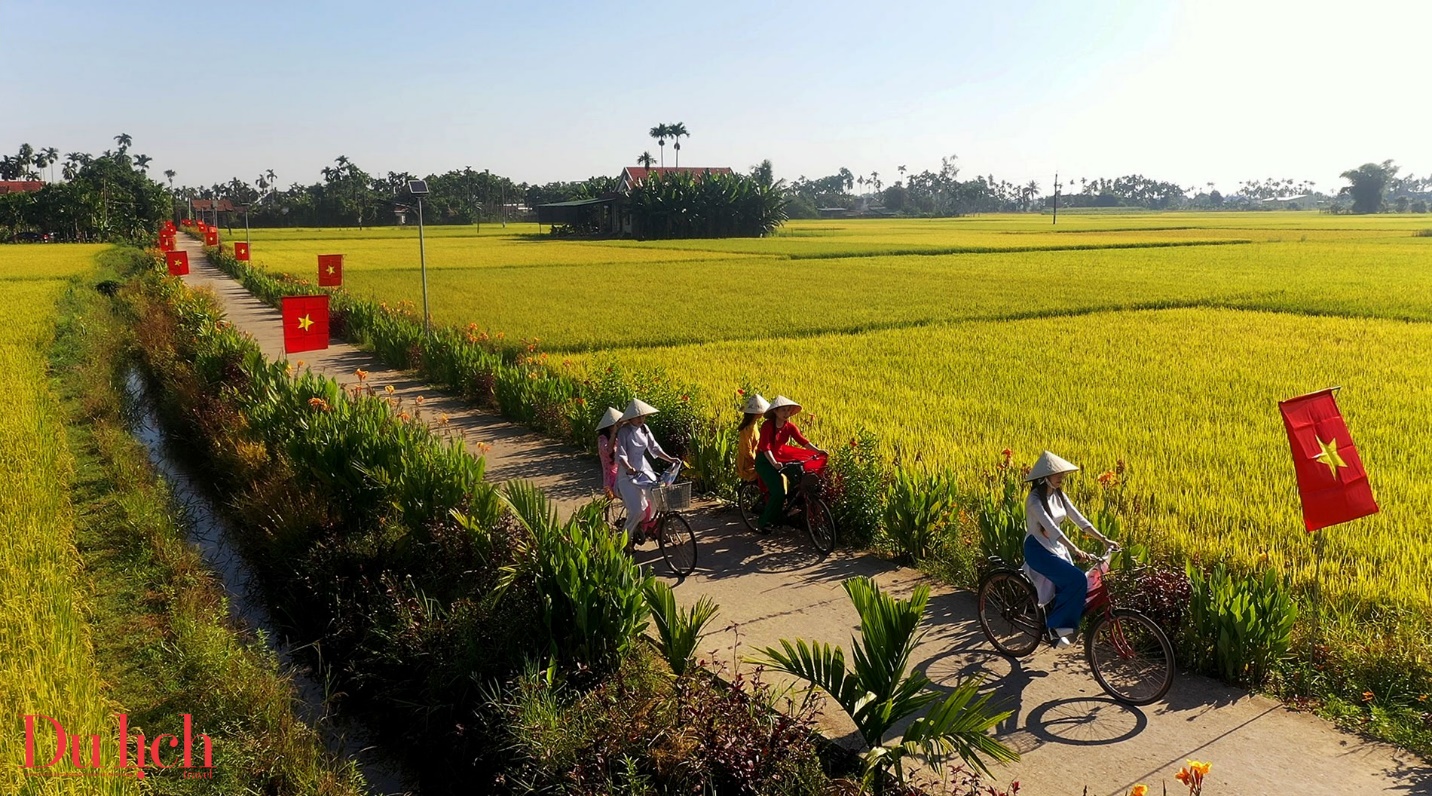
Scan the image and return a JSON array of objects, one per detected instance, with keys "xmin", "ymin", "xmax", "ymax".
[
  {"xmin": 414, "ymin": 395, "xmax": 425, "ymax": 406},
  {"xmin": 385, "ymin": 385, "xmax": 395, "ymax": 395},
  {"xmin": 1130, "ymin": 786, "xmax": 1148, "ymax": 796},
  {"xmin": 1176, "ymin": 760, "xmax": 1210, "ymax": 788},
  {"xmin": 307, "ymin": 397, "xmax": 330, "ymax": 412},
  {"xmin": 398, "ymin": 411, "xmax": 410, "ymax": 421},
  {"xmin": 1363, "ymin": 691, "xmax": 1376, "ymax": 703},
  {"xmin": 355, "ymin": 368, "xmax": 368, "ymax": 381}
]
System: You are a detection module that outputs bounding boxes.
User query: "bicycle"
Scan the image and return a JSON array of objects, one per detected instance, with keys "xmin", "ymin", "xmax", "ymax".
[
  {"xmin": 606, "ymin": 480, "xmax": 698, "ymax": 577},
  {"xmin": 734, "ymin": 449, "xmax": 837, "ymax": 555},
  {"xmin": 976, "ymin": 550, "xmax": 1175, "ymax": 705}
]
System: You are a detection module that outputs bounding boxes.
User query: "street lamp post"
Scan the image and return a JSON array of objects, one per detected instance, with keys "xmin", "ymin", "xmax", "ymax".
[{"xmin": 406, "ymin": 180, "xmax": 432, "ymax": 333}]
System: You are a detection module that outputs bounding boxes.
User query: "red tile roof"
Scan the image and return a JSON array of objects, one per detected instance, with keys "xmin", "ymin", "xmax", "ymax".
[
  {"xmin": 0, "ymin": 180, "xmax": 45, "ymax": 195},
  {"xmin": 191, "ymin": 199, "xmax": 236, "ymax": 212}
]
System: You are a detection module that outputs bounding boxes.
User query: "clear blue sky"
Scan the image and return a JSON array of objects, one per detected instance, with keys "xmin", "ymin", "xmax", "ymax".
[{"xmin": 3, "ymin": 0, "xmax": 1426, "ymax": 192}]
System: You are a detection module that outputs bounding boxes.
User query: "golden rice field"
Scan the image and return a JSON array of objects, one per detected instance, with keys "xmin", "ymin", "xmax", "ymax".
[
  {"xmin": 0, "ymin": 244, "xmax": 135, "ymax": 793},
  {"xmin": 234, "ymin": 213, "xmax": 1432, "ymax": 617}
]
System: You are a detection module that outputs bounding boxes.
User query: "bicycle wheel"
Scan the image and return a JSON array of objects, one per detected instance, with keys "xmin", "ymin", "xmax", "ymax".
[
  {"xmin": 736, "ymin": 481, "xmax": 764, "ymax": 532},
  {"xmin": 1085, "ymin": 609, "xmax": 1175, "ymax": 705},
  {"xmin": 658, "ymin": 512, "xmax": 698, "ymax": 577},
  {"xmin": 977, "ymin": 571, "xmax": 1042, "ymax": 657},
  {"xmin": 804, "ymin": 497, "xmax": 837, "ymax": 555},
  {"xmin": 604, "ymin": 499, "xmax": 627, "ymax": 534}
]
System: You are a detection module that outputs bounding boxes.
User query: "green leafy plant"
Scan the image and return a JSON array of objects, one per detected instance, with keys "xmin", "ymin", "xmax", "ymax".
[
  {"xmin": 826, "ymin": 430, "xmax": 887, "ymax": 547},
  {"xmin": 1185, "ymin": 563, "xmax": 1297, "ymax": 688},
  {"xmin": 499, "ymin": 484, "xmax": 652, "ymax": 675},
  {"xmin": 753, "ymin": 577, "xmax": 1017, "ymax": 786},
  {"xmin": 882, "ymin": 464, "xmax": 958, "ymax": 563},
  {"xmin": 974, "ymin": 469, "xmax": 1026, "ymax": 567},
  {"xmin": 642, "ymin": 581, "xmax": 718, "ymax": 677}
]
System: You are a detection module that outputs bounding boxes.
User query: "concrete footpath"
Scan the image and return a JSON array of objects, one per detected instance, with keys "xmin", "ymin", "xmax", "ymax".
[{"xmin": 177, "ymin": 237, "xmax": 1430, "ymax": 795}]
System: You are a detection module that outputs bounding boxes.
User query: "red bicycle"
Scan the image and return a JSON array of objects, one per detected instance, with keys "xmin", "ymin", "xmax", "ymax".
[
  {"xmin": 734, "ymin": 447, "xmax": 837, "ymax": 555},
  {"xmin": 976, "ymin": 552, "xmax": 1175, "ymax": 705}
]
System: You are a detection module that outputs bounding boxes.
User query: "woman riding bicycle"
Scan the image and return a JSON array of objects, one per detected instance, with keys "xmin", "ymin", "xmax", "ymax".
[
  {"xmin": 615, "ymin": 398, "xmax": 682, "ymax": 545},
  {"xmin": 736, "ymin": 393, "xmax": 770, "ymax": 485},
  {"xmin": 1024, "ymin": 451, "xmax": 1115, "ymax": 649},
  {"xmin": 754, "ymin": 395, "xmax": 826, "ymax": 533}
]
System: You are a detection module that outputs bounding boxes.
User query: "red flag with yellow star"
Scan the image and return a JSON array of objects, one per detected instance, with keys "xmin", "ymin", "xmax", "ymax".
[
  {"xmin": 234, "ymin": 242, "xmax": 250, "ymax": 261},
  {"xmin": 204, "ymin": 229, "xmax": 219, "ymax": 246},
  {"xmin": 317, "ymin": 254, "xmax": 343, "ymax": 287},
  {"xmin": 1279, "ymin": 388, "xmax": 1378, "ymax": 531},
  {"xmin": 165, "ymin": 250, "xmax": 189, "ymax": 275},
  {"xmin": 281, "ymin": 295, "xmax": 329, "ymax": 354}
]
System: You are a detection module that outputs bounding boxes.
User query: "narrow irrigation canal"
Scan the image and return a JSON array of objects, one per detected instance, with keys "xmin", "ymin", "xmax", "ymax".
[{"xmin": 124, "ymin": 370, "xmax": 416, "ymax": 795}]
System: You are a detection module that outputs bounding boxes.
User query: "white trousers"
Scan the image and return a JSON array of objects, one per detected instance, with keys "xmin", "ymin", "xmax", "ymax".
[{"xmin": 616, "ymin": 474, "xmax": 651, "ymax": 533}]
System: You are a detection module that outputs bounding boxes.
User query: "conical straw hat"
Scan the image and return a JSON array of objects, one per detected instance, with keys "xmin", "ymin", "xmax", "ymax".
[
  {"xmin": 743, "ymin": 393, "xmax": 771, "ymax": 414},
  {"xmin": 1024, "ymin": 451, "xmax": 1080, "ymax": 482},
  {"xmin": 619, "ymin": 398, "xmax": 660, "ymax": 422},
  {"xmin": 767, "ymin": 395, "xmax": 801, "ymax": 415},
  {"xmin": 596, "ymin": 406, "xmax": 623, "ymax": 431}
]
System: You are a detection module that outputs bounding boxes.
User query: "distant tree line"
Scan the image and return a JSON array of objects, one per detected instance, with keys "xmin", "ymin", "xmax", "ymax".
[
  {"xmin": 0, "ymin": 135, "xmax": 168, "ymax": 242},
  {"xmin": 776, "ymin": 155, "xmax": 1432, "ymax": 217}
]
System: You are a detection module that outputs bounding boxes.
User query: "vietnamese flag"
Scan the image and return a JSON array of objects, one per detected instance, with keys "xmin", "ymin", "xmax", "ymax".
[
  {"xmin": 204, "ymin": 230, "xmax": 219, "ymax": 246},
  {"xmin": 317, "ymin": 254, "xmax": 343, "ymax": 287},
  {"xmin": 282, "ymin": 295, "xmax": 329, "ymax": 353},
  {"xmin": 234, "ymin": 242, "xmax": 250, "ymax": 261},
  {"xmin": 1279, "ymin": 388, "xmax": 1378, "ymax": 531},
  {"xmin": 166, "ymin": 250, "xmax": 189, "ymax": 275}
]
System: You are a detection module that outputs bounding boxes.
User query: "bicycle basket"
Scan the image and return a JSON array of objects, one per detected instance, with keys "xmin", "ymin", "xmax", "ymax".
[{"xmin": 650, "ymin": 481, "xmax": 692, "ymax": 512}]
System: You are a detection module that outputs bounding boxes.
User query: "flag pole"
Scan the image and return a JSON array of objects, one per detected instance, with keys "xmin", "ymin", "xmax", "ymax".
[{"xmin": 1310, "ymin": 528, "xmax": 1325, "ymax": 656}]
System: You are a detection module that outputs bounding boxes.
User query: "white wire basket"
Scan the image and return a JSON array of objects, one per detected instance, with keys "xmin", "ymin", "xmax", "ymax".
[{"xmin": 650, "ymin": 481, "xmax": 692, "ymax": 512}]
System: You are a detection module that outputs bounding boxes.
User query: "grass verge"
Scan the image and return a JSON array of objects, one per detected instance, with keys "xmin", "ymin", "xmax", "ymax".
[{"xmin": 48, "ymin": 246, "xmax": 366, "ymax": 794}]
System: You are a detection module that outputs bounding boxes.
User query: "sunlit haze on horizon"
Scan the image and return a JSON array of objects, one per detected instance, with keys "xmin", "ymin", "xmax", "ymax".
[{"xmin": 3, "ymin": 0, "xmax": 1427, "ymax": 192}]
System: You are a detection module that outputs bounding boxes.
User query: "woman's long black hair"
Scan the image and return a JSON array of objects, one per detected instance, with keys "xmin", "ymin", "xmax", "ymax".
[
  {"xmin": 1030, "ymin": 477, "xmax": 1071, "ymax": 516},
  {"xmin": 739, "ymin": 411, "xmax": 760, "ymax": 431}
]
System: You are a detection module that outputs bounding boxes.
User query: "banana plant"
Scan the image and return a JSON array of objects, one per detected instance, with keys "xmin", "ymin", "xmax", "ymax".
[{"xmin": 753, "ymin": 577, "xmax": 1017, "ymax": 785}]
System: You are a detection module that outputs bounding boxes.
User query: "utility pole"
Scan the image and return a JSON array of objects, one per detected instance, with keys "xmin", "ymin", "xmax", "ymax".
[{"xmin": 1052, "ymin": 171, "xmax": 1059, "ymax": 226}]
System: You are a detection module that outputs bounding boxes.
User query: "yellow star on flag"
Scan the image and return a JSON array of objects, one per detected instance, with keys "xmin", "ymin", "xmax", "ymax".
[
  {"xmin": 1313, "ymin": 434, "xmax": 1346, "ymax": 478},
  {"xmin": 297, "ymin": 314, "xmax": 314, "ymax": 332},
  {"xmin": 326, "ymin": 265, "xmax": 336, "ymax": 276}
]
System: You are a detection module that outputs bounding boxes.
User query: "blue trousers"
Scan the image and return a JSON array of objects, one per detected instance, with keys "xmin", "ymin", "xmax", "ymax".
[{"xmin": 1024, "ymin": 535, "xmax": 1087, "ymax": 632}]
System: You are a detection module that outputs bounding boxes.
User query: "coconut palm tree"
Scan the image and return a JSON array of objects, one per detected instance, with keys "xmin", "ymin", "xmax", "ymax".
[
  {"xmin": 164, "ymin": 169, "xmax": 176, "ymax": 188},
  {"xmin": 40, "ymin": 147, "xmax": 59, "ymax": 182},
  {"xmin": 114, "ymin": 133, "xmax": 132, "ymax": 153},
  {"xmin": 134, "ymin": 154, "xmax": 152, "ymax": 174},
  {"xmin": 637, "ymin": 151, "xmax": 656, "ymax": 168},
  {"xmin": 649, "ymin": 124, "xmax": 671, "ymax": 167},
  {"xmin": 668, "ymin": 122, "xmax": 688, "ymax": 167}
]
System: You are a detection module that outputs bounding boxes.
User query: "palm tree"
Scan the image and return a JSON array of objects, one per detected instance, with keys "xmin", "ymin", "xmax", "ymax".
[
  {"xmin": 114, "ymin": 133, "xmax": 132, "ymax": 153},
  {"xmin": 668, "ymin": 122, "xmax": 689, "ymax": 167},
  {"xmin": 164, "ymin": 169, "xmax": 176, "ymax": 188},
  {"xmin": 649, "ymin": 124, "xmax": 671, "ymax": 167},
  {"xmin": 40, "ymin": 147, "xmax": 59, "ymax": 182},
  {"xmin": 134, "ymin": 154, "xmax": 152, "ymax": 174},
  {"xmin": 637, "ymin": 151, "xmax": 656, "ymax": 168},
  {"xmin": 898, "ymin": 164, "xmax": 907, "ymax": 186},
  {"xmin": 755, "ymin": 578, "xmax": 1017, "ymax": 786},
  {"xmin": 870, "ymin": 171, "xmax": 881, "ymax": 194}
]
